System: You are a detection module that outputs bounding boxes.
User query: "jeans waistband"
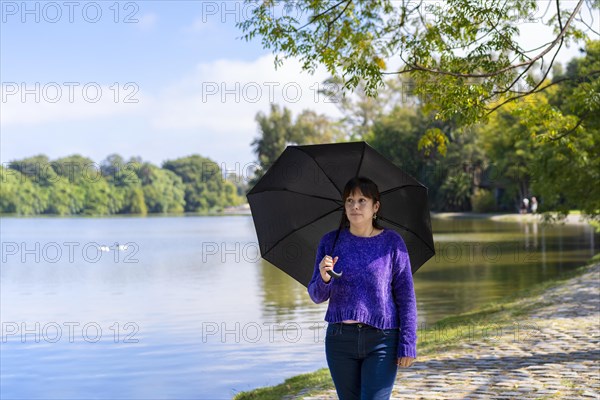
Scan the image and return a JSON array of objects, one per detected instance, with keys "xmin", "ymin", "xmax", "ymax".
[{"xmin": 332, "ymin": 322, "xmax": 375, "ymax": 329}]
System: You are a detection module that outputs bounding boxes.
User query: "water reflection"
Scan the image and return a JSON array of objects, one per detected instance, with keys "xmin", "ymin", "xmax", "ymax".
[{"xmin": 257, "ymin": 259, "xmax": 315, "ymax": 319}]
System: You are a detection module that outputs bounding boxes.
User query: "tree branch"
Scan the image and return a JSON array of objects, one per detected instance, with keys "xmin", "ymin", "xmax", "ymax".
[
  {"xmin": 547, "ymin": 109, "xmax": 591, "ymax": 141},
  {"xmin": 398, "ymin": 0, "xmax": 585, "ymax": 79},
  {"xmin": 322, "ymin": 0, "xmax": 353, "ymax": 49},
  {"xmin": 483, "ymin": 70, "xmax": 600, "ymax": 117},
  {"xmin": 297, "ymin": 0, "xmax": 351, "ymax": 31}
]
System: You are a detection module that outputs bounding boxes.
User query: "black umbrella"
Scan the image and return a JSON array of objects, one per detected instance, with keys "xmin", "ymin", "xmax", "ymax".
[{"xmin": 247, "ymin": 141, "xmax": 435, "ymax": 287}]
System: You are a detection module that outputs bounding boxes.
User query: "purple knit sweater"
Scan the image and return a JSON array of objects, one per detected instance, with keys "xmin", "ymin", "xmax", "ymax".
[{"xmin": 308, "ymin": 228, "xmax": 418, "ymax": 358}]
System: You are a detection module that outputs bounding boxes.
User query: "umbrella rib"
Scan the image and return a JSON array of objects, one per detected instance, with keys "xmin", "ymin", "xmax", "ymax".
[
  {"xmin": 378, "ymin": 215, "xmax": 435, "ymax": 255},
  {"xmin": 291, "ymin": 147, "xmax": 343, "ymax": 197},
  {"xmin": 355, "ymin": 141, "xmax": 366, "ymax": 177},
  {"xmin": 246, "ymin": 187, "xmax": 341, "ymax": 203},
  {"xmin": 262, "ymin": 206, "xmax": 343, "ymax": 257},
  {"xmin": 380, "ymin": 184, "xmax": 426, "ymax": 195}
]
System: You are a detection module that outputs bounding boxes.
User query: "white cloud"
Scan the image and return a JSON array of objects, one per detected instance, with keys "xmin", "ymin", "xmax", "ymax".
[
  {"xmin": 0, "ymin": 56, "xmax": 341, "ymax": 131},
  {"xmin": 149, "ymin": 54, "xmax": 342, "ymax": 134},
  {"xmin": 136, "ymin": 13, "xmax": 158, "ymax": 30}
]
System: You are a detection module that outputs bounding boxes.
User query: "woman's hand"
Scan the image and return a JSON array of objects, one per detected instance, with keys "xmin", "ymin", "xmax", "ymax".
[
  {"xmin": 319, "ymin": 255, "xmax": 338, "ymax": 283},
  {"xmin": 397, "ymin": 357, "xmax": 415, "ymax": 368}
]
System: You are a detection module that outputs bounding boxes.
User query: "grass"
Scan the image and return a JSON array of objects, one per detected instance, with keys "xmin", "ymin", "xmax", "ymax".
[
  {"xmin": 233, "ymin": 254, "xmax": 599, "ymax": 399},
  {"xmin": 233, "ymin": 368, "xmax": 334, "ymax": 400}
]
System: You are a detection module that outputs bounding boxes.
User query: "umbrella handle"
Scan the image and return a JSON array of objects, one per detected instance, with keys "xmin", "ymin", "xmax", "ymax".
[{"xmin": 326, "ymin": 269, "xmax": 343, "ymax": 279}]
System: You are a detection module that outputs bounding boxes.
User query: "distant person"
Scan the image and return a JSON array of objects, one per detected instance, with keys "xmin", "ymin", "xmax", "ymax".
[
  {"xmin": 520, "ymin": 198, "xmax": 529, "ymax": 214},
  {"xmin": 530, "ymin": 197, "xmax": 538, "ymax": 213}
]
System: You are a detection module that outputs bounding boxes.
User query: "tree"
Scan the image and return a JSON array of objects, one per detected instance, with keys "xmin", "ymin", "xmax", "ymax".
[
  {"xmin": 473, "ymin": 41, "xmax": 598, "ymax": 219},
  {"xmin": 139, "ymin": 163, "xmax": 186, "ymax": 213},
  {"xmin": 250, "ymin": 103, "xmax": 347, "ymax": 187},
  {"xmin": 0, "ymin": 165, "xmax": 47, "ymax": 215},
  {"xmin": 99, "ymin": 154, "xmax": 149, "ymax": 214},
  {"xmin": 163, "ymin": 155, "xmax": 236, "ymax": 212},
  {"xmin": 479, "ymin": 98, "xmax": 538, "ymax": 212},
  {"xmin": 289, "ymin": 109, "xmax": 345, "ymax": 144},
  {"xmin": 52, "ymin": 154, "xmax": 100, "ymax": 184},
  {"xmin": 365, "ymin": 106, "xmax": 426, "ymax": 177},
  {"xmin": 520, "ymin": 41, "xmax": 600, "ymax": 219},
  {"xmin": 7, "ymin": 154, "xmax": 60, "ymax": 187},
  {"xmin": 44, "ymin": 180, "xmax": 85, "ymax": 215},
  {"xmin": 318, "ymin": 77, "xmax": 388, "ymax": 140},
  {"xmin": 6, "ymin": 155, "xmax": 83, "ymax": 215},
  {"xmin": 250, "ymin": 103, "xmax": 295, "ymax": 185},
  {"xmin": 100, "ymin": 153, "xmax": 143, "ymax": 188}
]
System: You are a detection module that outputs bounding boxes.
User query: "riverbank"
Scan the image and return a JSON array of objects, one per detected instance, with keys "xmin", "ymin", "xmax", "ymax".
[
  {"xmin": 433, "ymin": 211, "xmax": 596, "ymax": 226},
  {"xmin": 234, "ymin": 255, "xmax": 600, "ymax": 399}
]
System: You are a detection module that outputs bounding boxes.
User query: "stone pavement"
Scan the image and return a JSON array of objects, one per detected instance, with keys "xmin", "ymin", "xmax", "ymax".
[{"xmin": 300, "ymin": 263, "xmax": 600, "ymax": 399}]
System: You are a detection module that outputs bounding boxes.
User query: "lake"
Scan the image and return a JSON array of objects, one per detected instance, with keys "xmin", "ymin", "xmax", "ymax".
[{"xmin": 1, "ymin": 215, "xmax": 597, "ymax": 399}]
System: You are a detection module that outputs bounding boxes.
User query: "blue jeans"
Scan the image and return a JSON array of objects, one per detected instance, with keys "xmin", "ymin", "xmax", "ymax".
[{"xmin": 325, "ymin": 323, "xmax": 399, "ymax": 400}]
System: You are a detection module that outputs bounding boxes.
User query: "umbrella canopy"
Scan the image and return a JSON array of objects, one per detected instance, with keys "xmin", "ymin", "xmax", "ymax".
[{"xmin": 247, "ymin": 141, "xmax": 435, "ymax": 287}]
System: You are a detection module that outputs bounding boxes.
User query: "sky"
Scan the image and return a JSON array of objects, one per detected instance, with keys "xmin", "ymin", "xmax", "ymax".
[{"xmin": 1, "ymin": 1, "xmax": 596, "ymax": 176}]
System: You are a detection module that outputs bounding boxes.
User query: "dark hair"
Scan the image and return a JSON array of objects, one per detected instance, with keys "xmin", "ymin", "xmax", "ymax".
[{"xmin": 338, "ymin": 176, "xmax": 383, "ymax": 230}]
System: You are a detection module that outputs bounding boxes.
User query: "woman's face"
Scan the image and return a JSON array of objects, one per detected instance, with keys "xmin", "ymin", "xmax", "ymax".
[{"xmin": 344, "ymin": 189, "xmax": 380, "ymax": 226}]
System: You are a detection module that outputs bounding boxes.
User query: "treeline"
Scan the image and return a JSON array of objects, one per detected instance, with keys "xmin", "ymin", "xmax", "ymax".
[
  {"xmin": 1, "ymin": 154, "xmax": 246, "ymax": 216},
  {"xmin": 250, "ymin": 41, "xmax": 600, "ymax": 219}
]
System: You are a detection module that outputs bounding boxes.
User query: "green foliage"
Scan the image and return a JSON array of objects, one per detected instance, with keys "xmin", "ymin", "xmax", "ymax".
[
  {"xmin": 101, "ymin": 153, "xmax": 142, "ymax": 187},
  {"xmin": 475, "ymin": 40, "xmax": 600, "ymax": 220},
  {"xmin": 52, "ymin": 154, "xmax": 99, "ymax": 185},
  {"xmin": 290, "ymin": 109, "xmax": 345, "ymax": 144},
  {"xmin": 140, "ymin": 164, "xmax": 186, "ymax": 213},
  {"xmin": 79, "ymin": 179, "xmax": 123, "ymax": 216},
  {"xmin": 249, "ymin": 103, "xmax": 344, "ymax": 186},
  {"xmin": 8, "ymin": 154, "xmax": 59, "ymax": 187},
  {"xmin": 44, "ymin": 180, "xmax": 85, "ymax": 215},
  {"xmin": 471, "ymin": 189, "xmax": 496, "ymax": 213},
  {"xmin": 365, "ymin": 105, "xmax": 428, "ymax": 178},
  {"xmin": 418, "ymin": 128, "xmax": 449, "ymax": 157},
  {"xmin": 318, "ymin": 77, "xmax": 389, "ymax": 140},
  {"xmin": 121, "ymin": 186, "xmax": 148, "ymax": 215},
  {"xmin": 534, "ymin": 40, "xmax": 600, "ymax": 220},
  {"xmin": 162, "ymin": 155, "xmax": 241, "ymax": 213},
  {"xmin": 0, "ymin": 165, "xmax": 47, "ymax": 215},
  {"xmin": 1, "ymin": 153, "xmax": 240, "ymax": 216},
  {"xmin": 237, "ymin": 0, "xmax": 590, "ymax": 128},
  {"xmin": 439, "ymin": 171, "xmax": 472, "ymax": 211},
  {"xmin": 479, "ymin": 98, "xmax": 537, "ymax": 211},
  {"xmin": 252, "ymin": 104, "xmax": 293, "ymax": 168}
]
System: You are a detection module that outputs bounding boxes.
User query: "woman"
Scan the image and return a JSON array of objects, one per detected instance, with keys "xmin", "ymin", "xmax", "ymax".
[{"xmin": 308, "ymin": 176, "xmax": 417, "ymax": 400}]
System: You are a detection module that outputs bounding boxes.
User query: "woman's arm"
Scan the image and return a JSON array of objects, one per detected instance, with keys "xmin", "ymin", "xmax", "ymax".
[
  {"xmin": 307, "ymin": 239, "xmax": 332, "ymax": 303},
  {"xmin": 391, "ymin": 239, "xmax": 418, "ymax": 358}
]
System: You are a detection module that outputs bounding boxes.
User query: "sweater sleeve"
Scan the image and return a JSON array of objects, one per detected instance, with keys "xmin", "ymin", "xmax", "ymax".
[
  {"xmin": 307, "ymin": 235, "xmax": 332, "ymax": 304},
  {"xmin": 391, "ymin": 238, "xmax": 418, "ymax": 358}
]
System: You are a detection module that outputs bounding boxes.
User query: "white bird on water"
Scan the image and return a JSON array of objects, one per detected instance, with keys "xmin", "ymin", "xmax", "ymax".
[
  {"xmin": 97, "ymin": 243, "xmax": 128, "ymax": 251},
  {"xmin": 115, "ymin": 243, "xmax": 129, "ymax": 251}
]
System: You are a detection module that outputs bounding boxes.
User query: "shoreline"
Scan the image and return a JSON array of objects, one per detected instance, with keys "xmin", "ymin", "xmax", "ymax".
[
  {"xmin": 432, "ymin": 211, "xmax": 595, "ymax": 225},
  {"xmin": 1, "ymin": 210, "xmax": 593, "ymax": 225},
  {"xmin": 234, "ymin": 256, "xmax": 600, "ymax": 399}
]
